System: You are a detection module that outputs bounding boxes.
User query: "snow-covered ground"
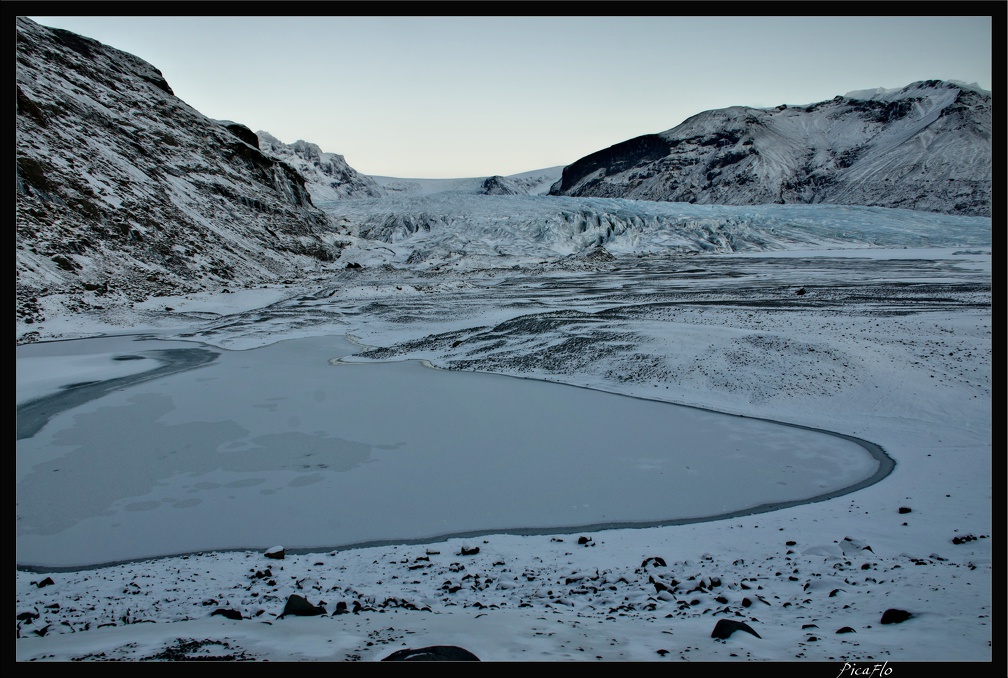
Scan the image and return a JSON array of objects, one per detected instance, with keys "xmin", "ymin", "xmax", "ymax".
[{"xmin": 16, "ymin": 204, "xmax": 992, "ymax": 663}]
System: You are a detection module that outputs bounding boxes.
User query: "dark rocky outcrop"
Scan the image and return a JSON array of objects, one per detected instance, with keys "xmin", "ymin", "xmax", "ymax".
[
  {"xmin": 553, "ymin": 134, "xmax": 672, "ymax": 194},
  {"xmin": 382, "ymin": 645, "xmax": 481, "ymax": 661},
  {"xmin": 223, "ymin": 122, "xmax": 260, "ymax": 148},
  {"xmin": 279, "ymin": 594, "xmax": 326, "ymax": 618},
  {"xmin": 480, "ymin": 175, "xmax": 524, "ymax": 195},
  {"xmin": 711, "ymin": 618, "xmax": 762, "ymax": 639}
]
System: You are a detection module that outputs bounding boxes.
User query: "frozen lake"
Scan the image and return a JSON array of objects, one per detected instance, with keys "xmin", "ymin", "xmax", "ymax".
[{"xmin": 16, "ymin": 333, "xmax": 889, "ymax": 569}]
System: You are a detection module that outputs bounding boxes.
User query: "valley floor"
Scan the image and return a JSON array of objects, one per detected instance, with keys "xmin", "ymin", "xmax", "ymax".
[{"xmin": 16, "ymin": 248, "xmax": 993, "ymax": 663}]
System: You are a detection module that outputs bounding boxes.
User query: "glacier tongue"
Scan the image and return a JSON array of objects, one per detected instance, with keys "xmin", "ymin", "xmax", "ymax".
[{"xmin": 319, "ymin": 193, "xmax": 991, "ymax": 268}]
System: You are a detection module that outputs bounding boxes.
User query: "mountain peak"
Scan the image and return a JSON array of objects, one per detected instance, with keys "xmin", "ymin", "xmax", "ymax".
[
  {"xmin": 257, "ymin": 133, "xmax": 384, "ymax": 202},
  {"xmin": 550, "ymin": 79, "xmax": 991, "ymax": 217}
]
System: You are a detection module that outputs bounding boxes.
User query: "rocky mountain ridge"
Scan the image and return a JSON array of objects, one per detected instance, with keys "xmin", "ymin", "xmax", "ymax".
[
  {"xmin": 16, "ymin": 17, "xmax": 346, "ymax": 326},
  {"xmin": 549, "ymin": 80, "xmax": 992, "ymax": 217},
  {"xmin": 256, "ymin": 131, "xmax": 385, "ymax": 202}
]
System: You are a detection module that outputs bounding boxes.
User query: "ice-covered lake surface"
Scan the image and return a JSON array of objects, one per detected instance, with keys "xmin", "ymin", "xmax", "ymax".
[{"xmin": 17, "ymin": 331, "xmax": 885, "ymax": 569}]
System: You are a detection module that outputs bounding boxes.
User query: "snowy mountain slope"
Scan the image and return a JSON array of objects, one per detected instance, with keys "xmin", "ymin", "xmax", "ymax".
[
  {"xmin": 256, "ymin": 131, "xmax": 385, "ymax": 201},
  {"xmin": 15, "ymin": 17, "xmax": 346, "ymax": 325},
  {"xmin": 549, "ymin": 80, "xmax": 991, "ymax": 217}
]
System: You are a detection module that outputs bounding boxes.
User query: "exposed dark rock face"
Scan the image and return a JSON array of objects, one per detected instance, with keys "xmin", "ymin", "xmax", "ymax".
[
  {"xmin": 550, "ymin": 81, "xmax": 991, "ymax": 217},
  {"xmin": 480, "ymin": 175, "xmax": 525, "ymax": 195},
  {"xmin": 553, "ymin": 134, "xmax": 673, "ymax": 194},
  {"xmin": 16, "ymin": 17, "xmax": 344, "ymax": 323},
  {"xmin": 223, "ymin": 122, "xmax": 260, "ymax": 148}
]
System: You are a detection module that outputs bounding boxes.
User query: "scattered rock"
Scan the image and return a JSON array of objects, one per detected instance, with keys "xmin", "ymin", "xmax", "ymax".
[
  {"xmin": 382, "ymin": 645, "xmax": 480, "ymax": 661},
  {"xmin": 458, "ymin": 546, "xmax": 480, "ymax": 556},
  {"xmin": 641, "ymin": 557, "xmax": 667, "ymax": 568},
  {"xmin": 711, "ymin": 618, "xmax": 761, "ymax": 639},
  {"xmin": 211, "ymin": 608, "xmax": 243, "ymax": 621},
  {"xmin": 279, "ymin": 594, "xmax": 326, "ymax": 618},
  {"xmin": 35, "ymin": 577, "xmax": 55, "ymax": 588},
  {"xmin": 839, "ymin": 536, "xmax": 874, "ymax": 555},
  {"xmin": 264, "ymin": 545, "xmax": 285, "ymax": 560},
  {"xmin": 898, "ymin": 507, "xmax": 912, "ymax": 514},
  {"xmin": 836, "ymin": 626, "xmax": 857, "ymax": 634},
  {"xmin": 881, "ymin": 608, "xmax": 912, "ymax": 624}
]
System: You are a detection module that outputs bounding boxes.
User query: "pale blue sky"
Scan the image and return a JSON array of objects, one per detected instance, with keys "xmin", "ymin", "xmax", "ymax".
[{"xmin": 28, "ymin": 15, "xmax": 993, "ymax": 178}]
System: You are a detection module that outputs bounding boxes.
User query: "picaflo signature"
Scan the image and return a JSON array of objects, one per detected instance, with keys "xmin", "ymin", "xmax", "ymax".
[{"xmin": 837, "ymin": 662, "xmax": 893, "ymax": 678}]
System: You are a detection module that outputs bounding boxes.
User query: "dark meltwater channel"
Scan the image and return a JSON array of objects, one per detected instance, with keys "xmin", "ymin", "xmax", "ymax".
[{"xmin": 16, "ymin": 334, "xmax": 891, "ymax": 569}]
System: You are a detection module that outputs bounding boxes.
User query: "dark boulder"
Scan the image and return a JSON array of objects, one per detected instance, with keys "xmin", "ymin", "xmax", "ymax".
[
  {"xmin": 211, "ymin": 608, "xmax": 243, "ymax": 621},
  {"xmin": 279, "ymin": 594, "xmax": 326, "ymax": 618},
  {"xmin": 881, "ymin": 608, "xmax": 912, "ymax": 624},
  {"xmin": 711, "ymin": 618, "xmax": 762, "ymax": 639},
  {"xmin": 382, "ymin": 645, "xmax": 480, "ymax": 661}
]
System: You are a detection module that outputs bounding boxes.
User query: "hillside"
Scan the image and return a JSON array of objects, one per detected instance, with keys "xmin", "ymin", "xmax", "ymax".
[
  {"xmin": 549, "ymin": 80, "xmax": 992, "ymax": 217},
  {"xmin": 16, "ymin": 17, "xmax": 346, "ymax": 325}
]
